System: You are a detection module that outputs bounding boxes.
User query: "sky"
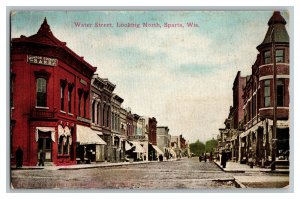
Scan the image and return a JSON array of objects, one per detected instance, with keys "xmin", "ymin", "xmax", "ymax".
[{"xmin": 10, "ymin": 10, "xmax": 290, "ymax": 143}]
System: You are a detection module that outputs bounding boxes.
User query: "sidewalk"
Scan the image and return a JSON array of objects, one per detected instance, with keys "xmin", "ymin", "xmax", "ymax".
[
  {"xmin": 11, "ymin": 158, "xmax": 179, "ymax": 171},
  {"xmin": 214, "ymin": 160, "xmax": 289, "ymax": 174},
  {"xmin": 214, "ymin": 161, "xmax": 290, "ymax": 188}
]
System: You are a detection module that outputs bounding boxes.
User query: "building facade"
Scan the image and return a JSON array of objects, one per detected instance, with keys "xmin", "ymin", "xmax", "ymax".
[
  {"xmin": 217, "ymin": 11, "xmax": 290, "ymax": 168},
  {"xmin": 241, "ymin": 11, "xmax": 289, "ymax": 167},
  {"xmin": 111, "ymin": 94, "xmax": 125, "ymax": 162},
  {"xmin": 11, "ymin": 18, "xmax": 96, "ymax": 166},
  {"xmin": 156, "ymin": 126, "xmax": 170, "ymax": 159}
]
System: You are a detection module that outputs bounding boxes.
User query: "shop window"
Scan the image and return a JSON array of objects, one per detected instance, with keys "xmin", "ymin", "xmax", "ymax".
[
  {"xmin": 264, "ymin": 80, "xmax": 271, "ymax": 107},
  {"xmin": 63, "ymin": 136, "xmax": 70, "ymax": 155},
  {"xmin": 36, "ymin": 78, "xmax": 47, "ymax": 107},
  {"xmin": 276, "ymin": 49, "xmax": 284, "ymax": 63},
  {"xmin": 277, "ymin": 79, "xmax": 284, "ymax": 106},
  {"xmin": 58, "ymin": 135, "xmax": 70, "ymax": 155},
  {"xmin": 264, "ymin": 51, "xmax": 271, "ymax": 64},
  {"xmin": 58, "ymin": 136, "xmax": 63, "ymax": 155}
]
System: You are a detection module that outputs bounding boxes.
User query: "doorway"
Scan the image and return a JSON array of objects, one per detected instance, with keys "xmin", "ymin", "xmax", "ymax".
[{"xmin": 37, "ymin": 131, "xmax": 52, "ymax": 162}]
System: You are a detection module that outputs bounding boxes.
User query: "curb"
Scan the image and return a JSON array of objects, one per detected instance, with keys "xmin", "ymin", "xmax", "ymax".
[
  {"xmin": 234, "ymin": 178, "xmax": 247, "ymax": 188},
  {"xmin": 263, "ymin": 170, "xmax": 289, "ymax": 174},
  {"xmin": 11, "ymin": 167, "xmax": 44, "ymax": 170},
  {"xmin": 213, "ymin": 161, "xmax": 224, "ymax": 171},
  {"xmin": 213, "ymin": 161, "xmax": 245, "ymax": 173}
]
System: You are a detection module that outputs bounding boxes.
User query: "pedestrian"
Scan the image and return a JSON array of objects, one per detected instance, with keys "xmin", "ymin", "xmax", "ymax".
[
  {"xmin": 16, "ymin": 146, "xmax": 23, "ymax": 168},
  {"xmin": 199, "ymin": 155, "xmax": 202, "ymax": 162},
  {"xmin": 159, "ymin": 154, "xmax": 163, "ymax": 161},
  {"xmin": 221, "ymin": 150, "xmax": 227, "ymax": 168},
  {"xmin": 38, "ymin": 149, "xmax": 45, "ymax": 166},
  {"xmin": 204, "ymin": 153, "xmax": 207, "ymax": 162}
]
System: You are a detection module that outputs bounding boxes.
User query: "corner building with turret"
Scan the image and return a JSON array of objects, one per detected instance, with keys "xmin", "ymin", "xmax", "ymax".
[{"xmin": 240, "ymin": 11, "xmax": 289, "ymax": 168}]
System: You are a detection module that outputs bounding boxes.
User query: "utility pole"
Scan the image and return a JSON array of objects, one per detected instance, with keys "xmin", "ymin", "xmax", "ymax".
[{"xmin": 271, "ymin": 23, "xmax": 277, "ymax": 171}]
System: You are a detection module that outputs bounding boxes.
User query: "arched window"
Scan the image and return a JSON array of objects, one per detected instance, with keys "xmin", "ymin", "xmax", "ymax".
[{"xmin": 36, "ymin": 78, "xmax": 47, "ymax": 107}]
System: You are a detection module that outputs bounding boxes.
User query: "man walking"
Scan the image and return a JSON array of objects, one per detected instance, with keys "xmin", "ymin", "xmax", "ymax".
[{"xmin": 38, "ymin": 149, "xmax": 45, "ymax": 166}]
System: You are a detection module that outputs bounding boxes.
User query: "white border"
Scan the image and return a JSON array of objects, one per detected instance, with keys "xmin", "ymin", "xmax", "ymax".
[{"xmin": 2, "ymin": 1, "xmax": 299, "ymax": 199}]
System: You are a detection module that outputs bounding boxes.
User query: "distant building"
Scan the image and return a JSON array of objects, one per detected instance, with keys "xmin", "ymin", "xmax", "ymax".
[
  {"xmin": 156, "ymin": 126, "xmax": 170, "ymax": 159},
  {"xmin": 111, "ymin": 94, "xmax": 124, "ymax": 162}
]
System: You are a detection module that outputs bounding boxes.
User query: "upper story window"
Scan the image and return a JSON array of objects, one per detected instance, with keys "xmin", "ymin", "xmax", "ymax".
[
  {"xmin": 36, "ymin": 78, "xmax": 47, "ymax": 107},
  {"xmin": 264, "ymin": 51, "xmax": 271, "ymax": 64},
  {"xmin": 252, "ymin": 94, "xmax": 257, "ymax": 117},
  {"xmin": 277, "ymin": 79, "xmax": 284, "ymax": 106},
  {"xmin": 264, "ymin": 80, "xmax": 271, "ymax": 107},
  {"xmin": 92, "ymin": 101, "xmax": 96, "ymax": 123},
  {"xmin": 78, "ymin": 90, "xmax": 82, "ymax": 116},
  {"xmin": 83, "ymin": 92, "xmax": 88, "ymax": 118},
  {"xmin": 11, "ymin": 74, "xmax": 15, "ymax": 108},
  {"xmin": 60, "ymin": 84, "xmax": 65, "ymax": 111},
  {"xmin": 106, "ymin": 106, "xmax": 110, "ymax": 127},
  {"xmin": 68, "ymin": 86, "xmax": 73, "ymax": 113},
  {"xmin": 102, "ymin": 104, "xmax": 106, "ymax": 126},
  {"xmin": 97, "ymin": 103, "xmax": 101, "ymax": 125},
  {"xmin": 276, "ymin": 49, "xmax": 284, "ymax": 63}
]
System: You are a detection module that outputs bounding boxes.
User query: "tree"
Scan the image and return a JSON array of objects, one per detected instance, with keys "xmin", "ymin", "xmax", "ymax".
[
  {"xmin": 205, "ymin": 138, "xmax": 218, "ymax": 153},
  {"xmin": 189, "ymin": 139, "xmax": 205, "ymax": 156}
]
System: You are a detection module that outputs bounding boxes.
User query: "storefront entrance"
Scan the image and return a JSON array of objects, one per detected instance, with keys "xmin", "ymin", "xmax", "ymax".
[{"xmin": 37, "ymin": 131, "xmax": 52, "ymax": 162}]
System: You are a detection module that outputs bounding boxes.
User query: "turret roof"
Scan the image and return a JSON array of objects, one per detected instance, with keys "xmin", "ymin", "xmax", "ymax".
[{"xmin": 257, "ymin": 11, "xmax": 289, "ymax": 49}]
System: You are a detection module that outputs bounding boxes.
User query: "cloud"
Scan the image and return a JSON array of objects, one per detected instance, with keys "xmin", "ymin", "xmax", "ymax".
[{"xmin": 11, "ymin": 11, "xmax": 285, "ymax": 143}]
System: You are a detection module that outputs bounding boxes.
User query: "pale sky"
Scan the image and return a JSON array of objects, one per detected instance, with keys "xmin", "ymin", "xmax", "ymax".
[{"xmin": 11, "ymin": 10, "xmax": 290, "ymax": 143}]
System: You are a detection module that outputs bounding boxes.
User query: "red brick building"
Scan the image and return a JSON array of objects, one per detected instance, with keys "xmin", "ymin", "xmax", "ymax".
[
  {"xmin": 233, "ymin": 71, "xmax": 247, "ymax": 130},
  {"xmin": 11, "ymin": 18, "xmax": 96, "ymax": 166},
  {"xmin": 241, "ymin": 11, "xmax": 289, "ymax": 167}
]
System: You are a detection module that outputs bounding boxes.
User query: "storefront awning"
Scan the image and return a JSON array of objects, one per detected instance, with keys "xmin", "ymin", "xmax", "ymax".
[
  {"xmin": 169, "ymin": 148, "xmax": 176, "ymax": 157},
  {"xmin": 240, "ymin": 129, "xmax": 250, "ymax": 138},
  {"xmin": 76, "ymin": 125, "xmax": 106, "ymax": 145},
  {"xmin": 151, "ymin": 144, "xmax": 164, "ymax": 155},
  {"xmin": 130, "ymin": 141, "xmax": 145, "ymax": 153},
  {"xmin": 125, "ymin": 141, "xmax": 133, "ymax": 151}
]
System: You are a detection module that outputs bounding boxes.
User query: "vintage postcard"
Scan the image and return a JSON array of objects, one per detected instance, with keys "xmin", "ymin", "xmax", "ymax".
[{"xmin": 10, "ymin": 9, "xmax": 291, "ymax": 190}]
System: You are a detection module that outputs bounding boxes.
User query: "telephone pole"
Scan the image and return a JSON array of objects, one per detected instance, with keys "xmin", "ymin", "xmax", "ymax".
[{"xmin": 271, "ymin": 23, "xmax": 277, "ymax": 171}]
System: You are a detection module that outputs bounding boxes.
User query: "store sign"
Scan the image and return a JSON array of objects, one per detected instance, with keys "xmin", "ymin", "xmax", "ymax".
[
  {"xmin": 128, "ymin": 135, "xmax": 146, "ymax": 140},
  {"xmin": 28, "ymin": 55, "xmax": 58, "ymax": 66}
]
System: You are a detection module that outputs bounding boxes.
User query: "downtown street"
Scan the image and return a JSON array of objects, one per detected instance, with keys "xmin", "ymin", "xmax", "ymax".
[{"xmin": 11, "ymin": 157, "xmax": 289, "ymax": 190}]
